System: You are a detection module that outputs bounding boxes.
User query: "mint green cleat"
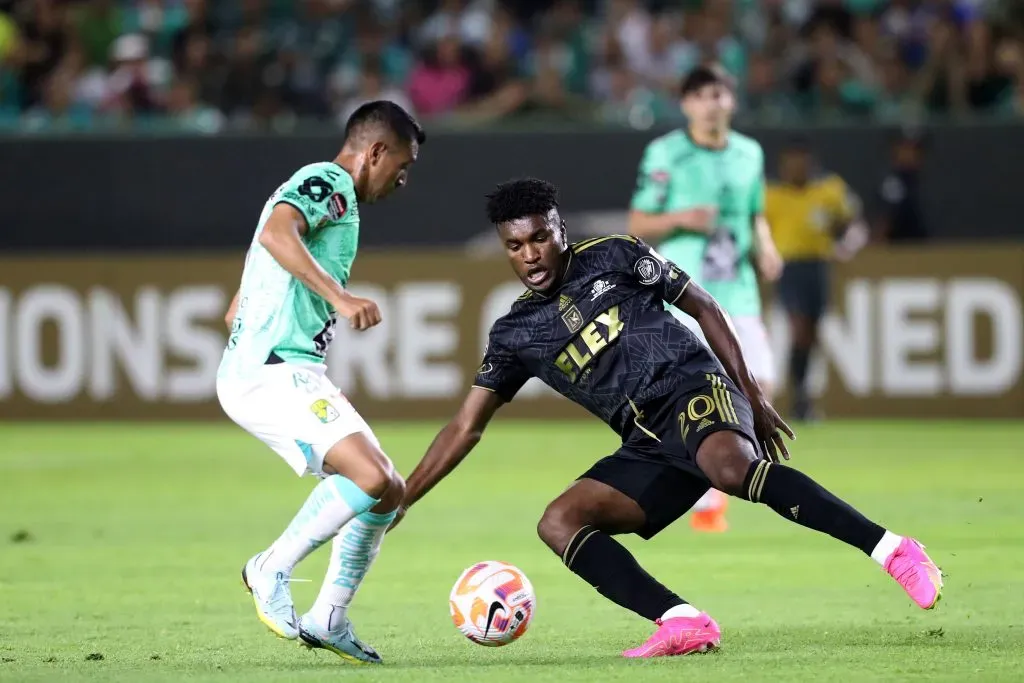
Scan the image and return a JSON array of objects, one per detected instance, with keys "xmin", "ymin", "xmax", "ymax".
[{"xmin": 297, "ymin": 614, "xmax": 383, "ymax": 665}]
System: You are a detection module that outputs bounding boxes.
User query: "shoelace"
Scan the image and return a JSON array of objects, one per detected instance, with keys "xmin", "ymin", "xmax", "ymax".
[{"xmin": 263, "ymin": 572, "xmax": 296, "ymax": 618}]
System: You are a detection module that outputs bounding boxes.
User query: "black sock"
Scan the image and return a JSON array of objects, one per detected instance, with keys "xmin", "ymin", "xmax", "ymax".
[
  {"xmin": 562, "ymin": 526, "xmax": 684, "ymax": 621},
  {"xmin": 743, "ymin": 460, "xmax": 886, "ymax": 556},
  {"xmin": 789, "ymin": 346, "xmax": 811, "ymax": 410}
]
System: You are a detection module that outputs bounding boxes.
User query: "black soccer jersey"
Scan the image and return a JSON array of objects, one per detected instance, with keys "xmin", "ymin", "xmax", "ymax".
[{"xmin": 473, "ymin": 234, "xmax": 725, "ymax": 437}]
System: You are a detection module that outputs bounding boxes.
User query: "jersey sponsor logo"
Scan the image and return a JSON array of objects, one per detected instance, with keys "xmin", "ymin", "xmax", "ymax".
[
  {"xmin": 478, "ymin": 362, "xmax": 494, "ymax": 375},
  {"xmin": 558, "ymin": 294, "xmax": 572, "ymax": 312},
  {"xmin": 554, "ymin": 305, "xmax": 624, "ymax": 382},
  {"xmin": 328, "ymin": 193, "xmax": 347, "ymax": 221},
  {"xmin": 635, "ymin": 256, "xmax": 663, "ymax": 285},
  {"xmin": 589, "ymin": 280, "xmax": 615, "ymax": 301},
  {"xmin": 561, "ymin": 305, "xmax": 584, "ymax": 333},
  {"xmin": 310, "ymin": 398, "xmax": 340, "ymax": 423}
]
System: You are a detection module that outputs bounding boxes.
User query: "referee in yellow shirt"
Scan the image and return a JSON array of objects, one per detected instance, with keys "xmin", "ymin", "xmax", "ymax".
[{"xmin": 765, "ymin": 139, "xmax": 868, "ymax": 420}]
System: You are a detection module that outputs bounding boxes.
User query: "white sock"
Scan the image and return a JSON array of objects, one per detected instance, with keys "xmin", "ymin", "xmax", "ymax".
[
  {"xmin": 258, "ymin": 475, "xmax": 379, "ymax": 576},
  {"xmin": 692, "ymin": 489, "xmax": 722, "ymax": 513},
  {"xmin": 308, "ymin": 509, "xmax": 396, "ymax": 631},
  {"xmin": 870, "ymin": 530, "xmax": 903, "ymax": 566},
  {"xmin": 662, "ymin": 604, "xmax": 702, "ymax": 620}
]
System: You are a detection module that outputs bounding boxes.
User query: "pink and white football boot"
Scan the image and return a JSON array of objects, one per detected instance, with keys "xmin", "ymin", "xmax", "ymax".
[
  {"xmin": 884, "ymin": 537, "xmax": 943, "ymax": 609},
  {"xmin": 622, "ymin": 613, "xmax": 721, "ymax": 659}
]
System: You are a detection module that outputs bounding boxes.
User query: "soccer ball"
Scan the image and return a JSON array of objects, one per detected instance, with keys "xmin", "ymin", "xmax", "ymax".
[{"xmin": 449, "ymin": 561, "xmax": 535, "ymax": 646}]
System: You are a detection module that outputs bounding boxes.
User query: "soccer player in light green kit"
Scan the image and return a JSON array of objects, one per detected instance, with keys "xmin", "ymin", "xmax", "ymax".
[
  {"xmin": 216, "ymin": 101, "xmax": 424, "ymax": 664},
  {"xmin": 628, "ymin": 65, "xmax": 783, "ymax": 533}
]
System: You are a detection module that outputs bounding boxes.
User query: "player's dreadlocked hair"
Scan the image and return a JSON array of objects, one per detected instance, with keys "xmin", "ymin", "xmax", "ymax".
[
  {"xmin": 485, "ymin": 178, "xmax": 559, "ymax": 225},
  {"xmin": 344, "ymin": 100, "xmax": 426, "ymax": 146}
]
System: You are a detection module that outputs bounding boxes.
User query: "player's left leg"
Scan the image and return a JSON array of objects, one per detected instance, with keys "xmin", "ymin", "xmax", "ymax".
[
  {"xmin": 297, "ymin": 427, "xmax": 403, "ymax": 665},
  {"xmin": 537, "ymin": 456, "xmax": 721, "ymax": 657},
  {"xmin": 693, "ymin": 427, "xmax": 943, "ymax": 610}
]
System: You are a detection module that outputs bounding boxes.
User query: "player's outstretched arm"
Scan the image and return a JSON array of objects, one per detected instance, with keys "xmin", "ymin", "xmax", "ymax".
[
  {"xmin": 390, "ymin": 388, "xmax": 506, "ymax": 531},
  {"xmin": 259, "ymin": 203, "xmax": 381, "ymax": 330},
  {"xmin": 677, "ymin": 282, "xmax": 794, "ymax": 460}
]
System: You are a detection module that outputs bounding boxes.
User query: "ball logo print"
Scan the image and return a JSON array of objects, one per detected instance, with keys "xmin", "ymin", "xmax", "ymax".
[{"xmin": 449, "ymin": 561, "xmax": 535, "ymax": 647}]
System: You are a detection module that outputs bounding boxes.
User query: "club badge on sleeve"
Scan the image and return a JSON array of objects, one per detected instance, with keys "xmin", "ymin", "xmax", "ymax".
[{"xmin": 635, "ymin": 256, "xmax": 663, "ymax": 285}]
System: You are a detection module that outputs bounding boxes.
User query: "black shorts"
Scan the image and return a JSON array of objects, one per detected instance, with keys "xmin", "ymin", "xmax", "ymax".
[
  {"xmin": 579, "ymin": 373, "xmax": 760, "ymax": 539},
  {"xmin": 777, "ymin": 259, "xmax": 830, "ymax": 321}
]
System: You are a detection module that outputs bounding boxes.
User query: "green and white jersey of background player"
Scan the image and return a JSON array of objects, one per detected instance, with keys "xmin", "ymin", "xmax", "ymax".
[
  {"xmin": 216, "ymin": 162, "xmax": 380, "ymax": 478},
  {"xmin": 631, "ymin": 129, "xmax": 775, "ymax": 385}
]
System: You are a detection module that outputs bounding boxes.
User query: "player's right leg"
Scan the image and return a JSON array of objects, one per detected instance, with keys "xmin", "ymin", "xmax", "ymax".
[
  {"xmin": 673, "ymin": 378, "xmax": 942, "ymax": 610},
  {"xmin": 536, "ymin": 456, "xmax": 721, "ymax": 657},
  {"xmin": 217, "ymin": 365, "xmax": 398, "ymax": 642}
]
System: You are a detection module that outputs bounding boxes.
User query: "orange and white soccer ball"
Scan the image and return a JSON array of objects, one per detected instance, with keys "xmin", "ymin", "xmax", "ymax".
[{"xmin": 449, "ymin": 561, "xmax": 535, "ymax": 646}]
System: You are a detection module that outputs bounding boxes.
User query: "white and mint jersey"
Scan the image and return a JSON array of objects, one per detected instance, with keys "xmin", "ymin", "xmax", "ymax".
[
  {"xmin": 218, "ymin": 162, "xmax": 360, "ymax": 378},
  {"xmin": 631, "ymin": 129, "xmax": 766, "ymax": 317}
]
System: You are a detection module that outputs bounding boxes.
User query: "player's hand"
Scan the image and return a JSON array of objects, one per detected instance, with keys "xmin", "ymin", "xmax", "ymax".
[
  {"xmin": 757, "ymin": 244, "xmax": 784, "ymax": 282},
  {"xmin": 751, "ymin": 397, "xmax": 795, "ymax": 462},
  {"xmin": 386, "ymin": 506, "xmax": 408, "ymax": 534},
  {"xmin": 673, "ymin": 206, "xmax": 717, "ymax": 234},
  {"xmin": 337, "ymin": 294, "xmax": 382, "ymax": 330}
]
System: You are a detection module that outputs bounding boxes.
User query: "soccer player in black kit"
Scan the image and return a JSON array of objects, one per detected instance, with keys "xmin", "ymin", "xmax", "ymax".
[{"xmin": 394, "ymin": 178, "xmax": 942, "ymax": 658}]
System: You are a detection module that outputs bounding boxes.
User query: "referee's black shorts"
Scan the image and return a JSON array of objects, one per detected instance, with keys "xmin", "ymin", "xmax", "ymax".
[
  {"xmin": 777, "ymin": 258, "xmax": 830, "ymax": 321},
  {"xmin": 578, "ymin": 373, "xmax": 759, "ymax": 539}
]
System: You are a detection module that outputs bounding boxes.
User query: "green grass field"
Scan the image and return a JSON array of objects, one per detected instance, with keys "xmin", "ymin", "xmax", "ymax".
[{"xmin": 1, "ymin": 420, "xmax": 1022, "ymax": 682}]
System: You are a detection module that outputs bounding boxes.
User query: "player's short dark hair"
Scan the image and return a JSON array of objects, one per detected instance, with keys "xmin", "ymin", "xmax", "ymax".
[
  {"xmin": 679, "ymin": 64, "xmax": 736, "ymax": 97},
  {"xmin": 485, "ymin": 178, "xmax": 559, "ymax": 225},
  {"xmin": 344, "ymin": 100, "xmax": 425, "ymax": 146}
]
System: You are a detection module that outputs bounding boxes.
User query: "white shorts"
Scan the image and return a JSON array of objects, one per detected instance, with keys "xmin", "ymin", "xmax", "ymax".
[
  {"xmin": 216, "ymin": 363, "xmax": 379, "ymax": 477},
  {"xmin": 672, "ymin": 309, "xmax": 776, "ymax": 387}
]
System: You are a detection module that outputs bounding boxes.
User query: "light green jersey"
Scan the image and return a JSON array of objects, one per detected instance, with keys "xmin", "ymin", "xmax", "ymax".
[
  {"xmin": 630, "ymin": 129, "xmax": 766, "ymax": 316},
  {"xmin": 218, "ymin": 161, "xmax": 360, "ymax": 378}
]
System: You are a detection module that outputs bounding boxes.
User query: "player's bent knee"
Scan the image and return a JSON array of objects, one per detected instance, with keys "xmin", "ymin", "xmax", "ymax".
[
  {"xmin": 323, "ymin": 432, "xmax": 394, "ymax": 498},
  {"xmin": 375, "ymin": 469, "xmax": 405, "ymax": 512},
  {"xmin": 696, "ymin": 431, "xmax": 758, "ymax": 497},
  {"xmin": 537, "ymin": 502, "xmax": 588, "ymax": 556}
]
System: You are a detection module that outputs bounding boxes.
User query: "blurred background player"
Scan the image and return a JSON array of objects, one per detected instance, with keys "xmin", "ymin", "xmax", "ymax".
[
  {"xmin": 217, "ymin": 101, "xmax": 423, "ymax": 665},
  {"xmin": 765, "ymin": 138, "xmax": 868, "ymax": 421},
  {"xmin": 627, "ymin": 64, "xmax": 783, "ymax": 533},
  {"xmin": 874, "ymin": 131, "xmax": 930, "ymax": 245}
]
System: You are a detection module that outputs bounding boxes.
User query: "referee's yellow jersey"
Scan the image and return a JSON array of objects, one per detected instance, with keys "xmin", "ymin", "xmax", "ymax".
[{"xmin": 765, "ymin": 174, "xmax": 857, "ymax": 261}]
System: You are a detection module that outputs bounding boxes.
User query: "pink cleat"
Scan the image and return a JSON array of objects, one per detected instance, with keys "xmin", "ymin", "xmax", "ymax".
[
  {"xmin": 884, "ymin": 537, "xmax": 943, "ymax": 609},
  {"xmin": 622, "ymin": 614, "xmax": 721, "ymax": 659}
]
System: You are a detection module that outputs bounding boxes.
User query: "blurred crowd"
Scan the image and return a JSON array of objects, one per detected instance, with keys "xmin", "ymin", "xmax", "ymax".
[{"xmin": 0, "ymin": 0, "xmax": 1022, "ymax": 133}]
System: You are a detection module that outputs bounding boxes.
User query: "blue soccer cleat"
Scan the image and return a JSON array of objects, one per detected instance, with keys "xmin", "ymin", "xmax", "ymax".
[
  {"xmin": 241, "ymin": 553, "xmax": 299, "ymax": 640},
  {"xmin": 298, "ymin": 613, "xmax": 383, "ymax": 664}
]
